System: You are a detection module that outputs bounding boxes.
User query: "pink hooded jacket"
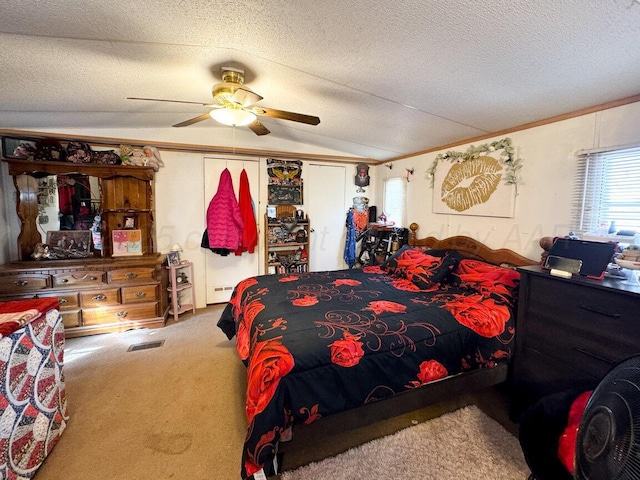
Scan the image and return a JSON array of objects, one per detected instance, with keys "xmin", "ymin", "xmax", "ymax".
[{"xmin": 206, "ymin": 168, "xmax": 243, "ymax": 251}]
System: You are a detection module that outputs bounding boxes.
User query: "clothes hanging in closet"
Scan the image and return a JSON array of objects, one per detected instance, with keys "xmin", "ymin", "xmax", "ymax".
[
  {"xmin": 235, "ymin": 168, "xmax": 258, "ymax": 256},
  {"xmin": 204, "ymin": 168, "xmax": 243, "ymax": 255}
]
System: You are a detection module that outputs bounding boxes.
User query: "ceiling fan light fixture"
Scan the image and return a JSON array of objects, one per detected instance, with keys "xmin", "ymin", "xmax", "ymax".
[{"xmin": 210, "ymin": 108, "xmax": 256, "ymax": 127}]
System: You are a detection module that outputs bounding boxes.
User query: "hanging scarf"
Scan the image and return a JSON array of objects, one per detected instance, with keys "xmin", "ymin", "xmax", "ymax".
[{"xmin": 344, "ymin": 209, "xmax": 357, "ymax": 268}]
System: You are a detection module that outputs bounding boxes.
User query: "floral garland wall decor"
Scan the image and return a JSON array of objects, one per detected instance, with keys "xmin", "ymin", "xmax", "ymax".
[{"xmin": 427, "ymin": 137, "xmax": 523, "ymax": 218}]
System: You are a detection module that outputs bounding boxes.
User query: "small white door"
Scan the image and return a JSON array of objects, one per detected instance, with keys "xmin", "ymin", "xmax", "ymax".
[
  {"xmin": 203, "ymin": 157, "xmax": 260, "ymax": 304},
  {"xmin": 307, "ymin": 164, "xmax": 347, "ymax": 271}
]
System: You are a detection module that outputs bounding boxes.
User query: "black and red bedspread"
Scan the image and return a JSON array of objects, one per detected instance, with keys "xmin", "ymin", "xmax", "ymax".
[{"xmin": 217, "ymin": 252, "xmax": 520, "ymax": 479}]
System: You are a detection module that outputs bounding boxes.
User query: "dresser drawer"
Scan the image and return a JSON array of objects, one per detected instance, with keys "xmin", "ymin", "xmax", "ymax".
[
  {"xmin": 80, "ymin": 289, "xmax": 120, "ymax": 307},
  {"xmin": 0, "ymin": 274, "xmax": 50, "ymax": 292},
  {"xmin": 121, "ymin": 284, "xmax": 158, "ymax": 304},
  {"xmin": 31, "ymin": 291, "xmax": 79, "ymax": 310},
  {"xmin": 527, "ymin": 275, "xmax": 639, "ymax": 326},
  {"xmin": 60, "ymin": 311, "xmax": 81, "ymax": 329},
  {"xmin": 511, "ymin": 346, "xmax": 600, "ymax": 419},
  {"xmin": 108, "ymin": 267, "xmax": 155, "ymax": 284},
  {"xmin": 524, "ymin": 275, "xmax": 640, "ymax": 372},
  {"xmin": 53, "ymin": 270, "xmax": 105, "ymax": 287},
  {"xmin": 82, "ymin": 303, "xmax": 159, "ymax": 326}
]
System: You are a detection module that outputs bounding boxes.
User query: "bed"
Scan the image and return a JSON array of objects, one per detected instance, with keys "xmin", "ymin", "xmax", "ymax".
[{"xmin": 217, "ymin": 224, "xmax": 536, "ymax": 479}]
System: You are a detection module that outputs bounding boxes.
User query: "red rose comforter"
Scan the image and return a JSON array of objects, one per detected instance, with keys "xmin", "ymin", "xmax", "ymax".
[{"xmin": 217, "ymin": 259, "xmax": 520, "ymax": 479}]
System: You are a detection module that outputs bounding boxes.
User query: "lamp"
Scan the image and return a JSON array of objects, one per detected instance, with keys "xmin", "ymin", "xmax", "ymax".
[
  {"xmin": 169, "ymin": 243, "xmax": 183, "ymax": 252},
  {"xmin": 210, "ymin": 107, "xmax": 256, "ymax": 127}
]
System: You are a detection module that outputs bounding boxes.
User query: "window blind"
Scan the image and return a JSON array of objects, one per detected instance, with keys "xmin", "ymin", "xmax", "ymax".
[{"xmin": 571, "ymin": 146, "xmax": 640, "ymax": 234}]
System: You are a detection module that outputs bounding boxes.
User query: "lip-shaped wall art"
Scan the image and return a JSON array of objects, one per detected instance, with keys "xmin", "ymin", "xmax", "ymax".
[
  {"xmin": 440, "ymin": 156, "xmax": 502, "ymax": 212},
  {"xmin": 433, "ymin": 155, "xmax": 516, "ymax": 218}
]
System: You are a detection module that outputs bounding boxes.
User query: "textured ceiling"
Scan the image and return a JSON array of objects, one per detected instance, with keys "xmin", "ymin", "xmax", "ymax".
[{"xmin": 1, "ymin": 0, "xmax": 639, "ymax": 161}]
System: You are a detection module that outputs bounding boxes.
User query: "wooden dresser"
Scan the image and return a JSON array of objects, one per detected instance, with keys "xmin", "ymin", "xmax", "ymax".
[
  {"xmin": 0, "ymin": 255, "xmax": 167, "ymax": 337},
  {"xmin": 1, "ymin": 149, "xmax": 168, "ymax": 338},
  {"xmin": 511, "ymin": 265, "xmax": 640, "ymax": 418}
]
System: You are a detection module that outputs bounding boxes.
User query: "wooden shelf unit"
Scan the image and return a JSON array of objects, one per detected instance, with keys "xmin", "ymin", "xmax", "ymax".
[
  {"xmin": 166, "ymin": 261, "xmax": 195, "ymax": 322},
  {"xmin": 265, "ymin": 206, "xmax": 310, "ymax": 274}
]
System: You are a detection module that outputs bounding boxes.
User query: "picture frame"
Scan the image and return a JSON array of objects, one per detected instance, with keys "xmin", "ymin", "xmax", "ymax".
[
  {"xmin": 123, "ymin": 215, "xmax": 137, "ymax": 229},
  {"xmin": 111, "ymin": 229, "xmax": 143, "ymax": 257},
  {"xmin": 167, "ymin": 251, "xmax": 181, "ymax": 266},
  {"xmin": 1, "ymin": 136, "xmax": 37, "ymax": 159},
  {"xmin": 45, "ymin": 230, "xmax": 92, "ymax": 258}
]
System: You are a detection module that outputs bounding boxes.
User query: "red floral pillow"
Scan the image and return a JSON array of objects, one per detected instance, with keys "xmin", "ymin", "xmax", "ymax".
[{"xmin": 453, "ymin": 259, "xmax": 520, "ymax": 301}]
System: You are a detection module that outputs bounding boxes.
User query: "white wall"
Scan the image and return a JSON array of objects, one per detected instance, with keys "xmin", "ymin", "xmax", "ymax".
[{"xmin": 373, "ymin": 101, "xmax": 640, "ymax": 261}]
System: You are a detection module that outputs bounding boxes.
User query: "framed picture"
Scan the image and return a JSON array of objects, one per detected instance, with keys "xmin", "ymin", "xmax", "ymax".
[
  {"xmin": 111, "ymin": 229, "xmax": 143, "ymax": 257},
  {"xmin": 1, "ymin": 136, "xmax": 37, "ymax": 159},
  {"xmin": 46, "ymin": 230, "xmax": 92, "ymax": 258},
  {"xmin": 167, "ymin": 251, "xmax": 181, "ymax": 266},
  {"xmin": 123, "ymin": 215, "xmax": 137, "ymax": 229}
]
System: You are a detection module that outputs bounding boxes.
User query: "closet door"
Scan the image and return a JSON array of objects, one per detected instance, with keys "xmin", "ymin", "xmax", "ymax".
[
  {"xmin": 307, "ymin": 164, "xmax": 347, "ymax": 271},
  {"xmin": 203, "ymin": 157, "xmax": 260, "ymax": 304}
]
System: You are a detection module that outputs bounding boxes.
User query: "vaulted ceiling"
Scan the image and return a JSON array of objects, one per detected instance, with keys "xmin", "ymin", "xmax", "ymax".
[{"xmin": 1, "ymin": 0, "xmax": 639, "ymax": 161}]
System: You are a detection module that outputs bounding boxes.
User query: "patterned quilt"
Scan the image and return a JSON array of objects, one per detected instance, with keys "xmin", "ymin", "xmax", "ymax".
[{"xmin": 0, "ymin": 298, "xmax": 68, "ymax": 479}]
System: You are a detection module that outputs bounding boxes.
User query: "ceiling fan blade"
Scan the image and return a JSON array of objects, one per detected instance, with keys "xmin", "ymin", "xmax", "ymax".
[
  {"xmin": 128, "ymin": 97, "xmax": 216, "ymax": 107},
  {"xmin": 252, "ymin": 107, "xmax": 320, "ymax": 125},
  {"xmin": 248, "ymin": 119, "xmax": 270, "ymax": 136},
  {"xmin": 172, "ymin": 112, "xmax": 212, "ymax": 127},
  {"xmin": 231, "ymin": 87, "xmax": 263, "ymax": 107}
]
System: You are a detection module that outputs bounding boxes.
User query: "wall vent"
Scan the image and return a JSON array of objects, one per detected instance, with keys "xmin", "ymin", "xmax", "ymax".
[
  {"xmin": 214, "ymin": 286, "xmax": 234, "ymax": 292},
  {"xmin": 127, "ymin": 340, "xmax": 165, "ymax": 352}
]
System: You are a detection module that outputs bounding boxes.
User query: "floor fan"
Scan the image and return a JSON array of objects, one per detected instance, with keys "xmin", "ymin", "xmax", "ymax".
[{"xmin": 574, "ymin": 355, "xmax": 640, "ymax": 479}]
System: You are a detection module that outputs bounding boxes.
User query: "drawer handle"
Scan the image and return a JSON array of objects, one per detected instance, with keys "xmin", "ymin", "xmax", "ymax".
[
  {"xmin": 116, "ymin": 311, "xmax": 128, "ymax": 318},
  {"xmin": 72, "ymin": 274, "xmax": 98, "ymax": 281},
  {"xmin": 575, "ymin": 347, "xmax": 616, "ymax": 365},
  {"xmin": 59, "ymin": 298, "xmax": 68, "ymax": 304},
  {"xmin": 126, "ymin": 273, "xmax": 138, "ymax": 280},
  {"xmin": 134, "ymin": 291, "xmax": 146, "ymax": 298},
  {"xmin": 14, "ymin": 280, "xmax": 28, "ymax": 287},
  {"xmin": 61, "ymin": 278, "xmax": 68, "ymax": 283},
  {"xmin": 92, "ymin": 294, "xmax": 107, "ymax": 301},
  {"xmin": 577, "ymin": 304, "xmax": 621, "ymax": 318}
]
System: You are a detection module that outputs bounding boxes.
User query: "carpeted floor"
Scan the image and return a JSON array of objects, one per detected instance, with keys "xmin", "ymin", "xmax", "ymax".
[
  {"xmin": 33, "ymin": 306, "xmax": 529, "ymax": 480},
  {"xmin": 281, "ymin": 405, "xmax": 530, "ymax": 480}
]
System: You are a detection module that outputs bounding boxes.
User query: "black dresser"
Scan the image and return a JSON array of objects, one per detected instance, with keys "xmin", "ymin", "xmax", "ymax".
[{"xmin": 510, "ymin": 265, "xmax": 640, "ymax": 419}]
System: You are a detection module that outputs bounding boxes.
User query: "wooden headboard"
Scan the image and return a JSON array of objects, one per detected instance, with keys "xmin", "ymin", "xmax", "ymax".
[{"xmin": 408, "ymin": 223, "xmax": 537, "ymax": 267}]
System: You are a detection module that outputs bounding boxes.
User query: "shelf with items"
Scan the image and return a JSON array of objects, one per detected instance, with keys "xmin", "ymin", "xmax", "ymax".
[
  {"xmin": 165, "ymin": 261, "xmax": 196, "ymax": 322},
  {"xmin": 266, "ymin": 247, "xmax": 309, "ymax": 274},
  {"xmin": 265, "ymin": 209, "xmax": 310, "ymax": 274}
]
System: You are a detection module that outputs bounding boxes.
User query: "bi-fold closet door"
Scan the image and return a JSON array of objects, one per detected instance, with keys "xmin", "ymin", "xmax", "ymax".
[{"xmin": 203, "ymin": 157, "xmax": 260, "ymax": 305}]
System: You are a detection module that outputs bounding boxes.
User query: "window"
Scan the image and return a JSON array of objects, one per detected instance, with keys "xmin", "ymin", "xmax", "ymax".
[
  {"xmin": 383, "ymin": 177, "xmax": 406, "ymax": 226},
  {"xmin": 571, "ymin": 146, "xmax": 640, "ymax": 235}
]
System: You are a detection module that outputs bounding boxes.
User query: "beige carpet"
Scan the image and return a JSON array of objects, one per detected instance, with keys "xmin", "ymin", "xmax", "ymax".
[
  {"xmin": 35, "ymin": 306, "xmax": 250, "ymax": 480},
  {"xmin": 282, "ymin": 405, "xmax": 530, "ymax": 480},
  {"xmin": 32, "ymin": 306, "xmax": 528, "ymax": 480}
]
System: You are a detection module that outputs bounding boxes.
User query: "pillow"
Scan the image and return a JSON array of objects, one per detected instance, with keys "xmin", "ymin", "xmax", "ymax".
[
  {"xmin": 452, "ymin": 258, "xmax": 520, "ymax": 300},
  {"xmin": 409, "ymin": 253, "xmax": 460, "ymax": 289},
  {"xmin": 379, "ymin": 244, "xmax": 413, "ymax": 270}
]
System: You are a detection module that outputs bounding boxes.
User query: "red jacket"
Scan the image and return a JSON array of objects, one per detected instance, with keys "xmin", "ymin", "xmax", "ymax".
[
  {"xmin": 235, "ymin": 169, "xmax": 258, "ymax": 255},
  {"xmin": 206, "ymin": 168, "xmax": 243, "ymax": 251}
]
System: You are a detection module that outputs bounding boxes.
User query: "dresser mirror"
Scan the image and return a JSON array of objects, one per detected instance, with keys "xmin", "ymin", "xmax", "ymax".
[{"xmin": 36, "ymin": 174, "xmax": 100, "ymax": 231}]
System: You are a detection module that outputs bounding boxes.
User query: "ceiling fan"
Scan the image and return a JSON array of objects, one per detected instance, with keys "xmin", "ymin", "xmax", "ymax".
[{"xmin": 127, "ymin": 67, "xmax": 320, "ymax": 136}]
